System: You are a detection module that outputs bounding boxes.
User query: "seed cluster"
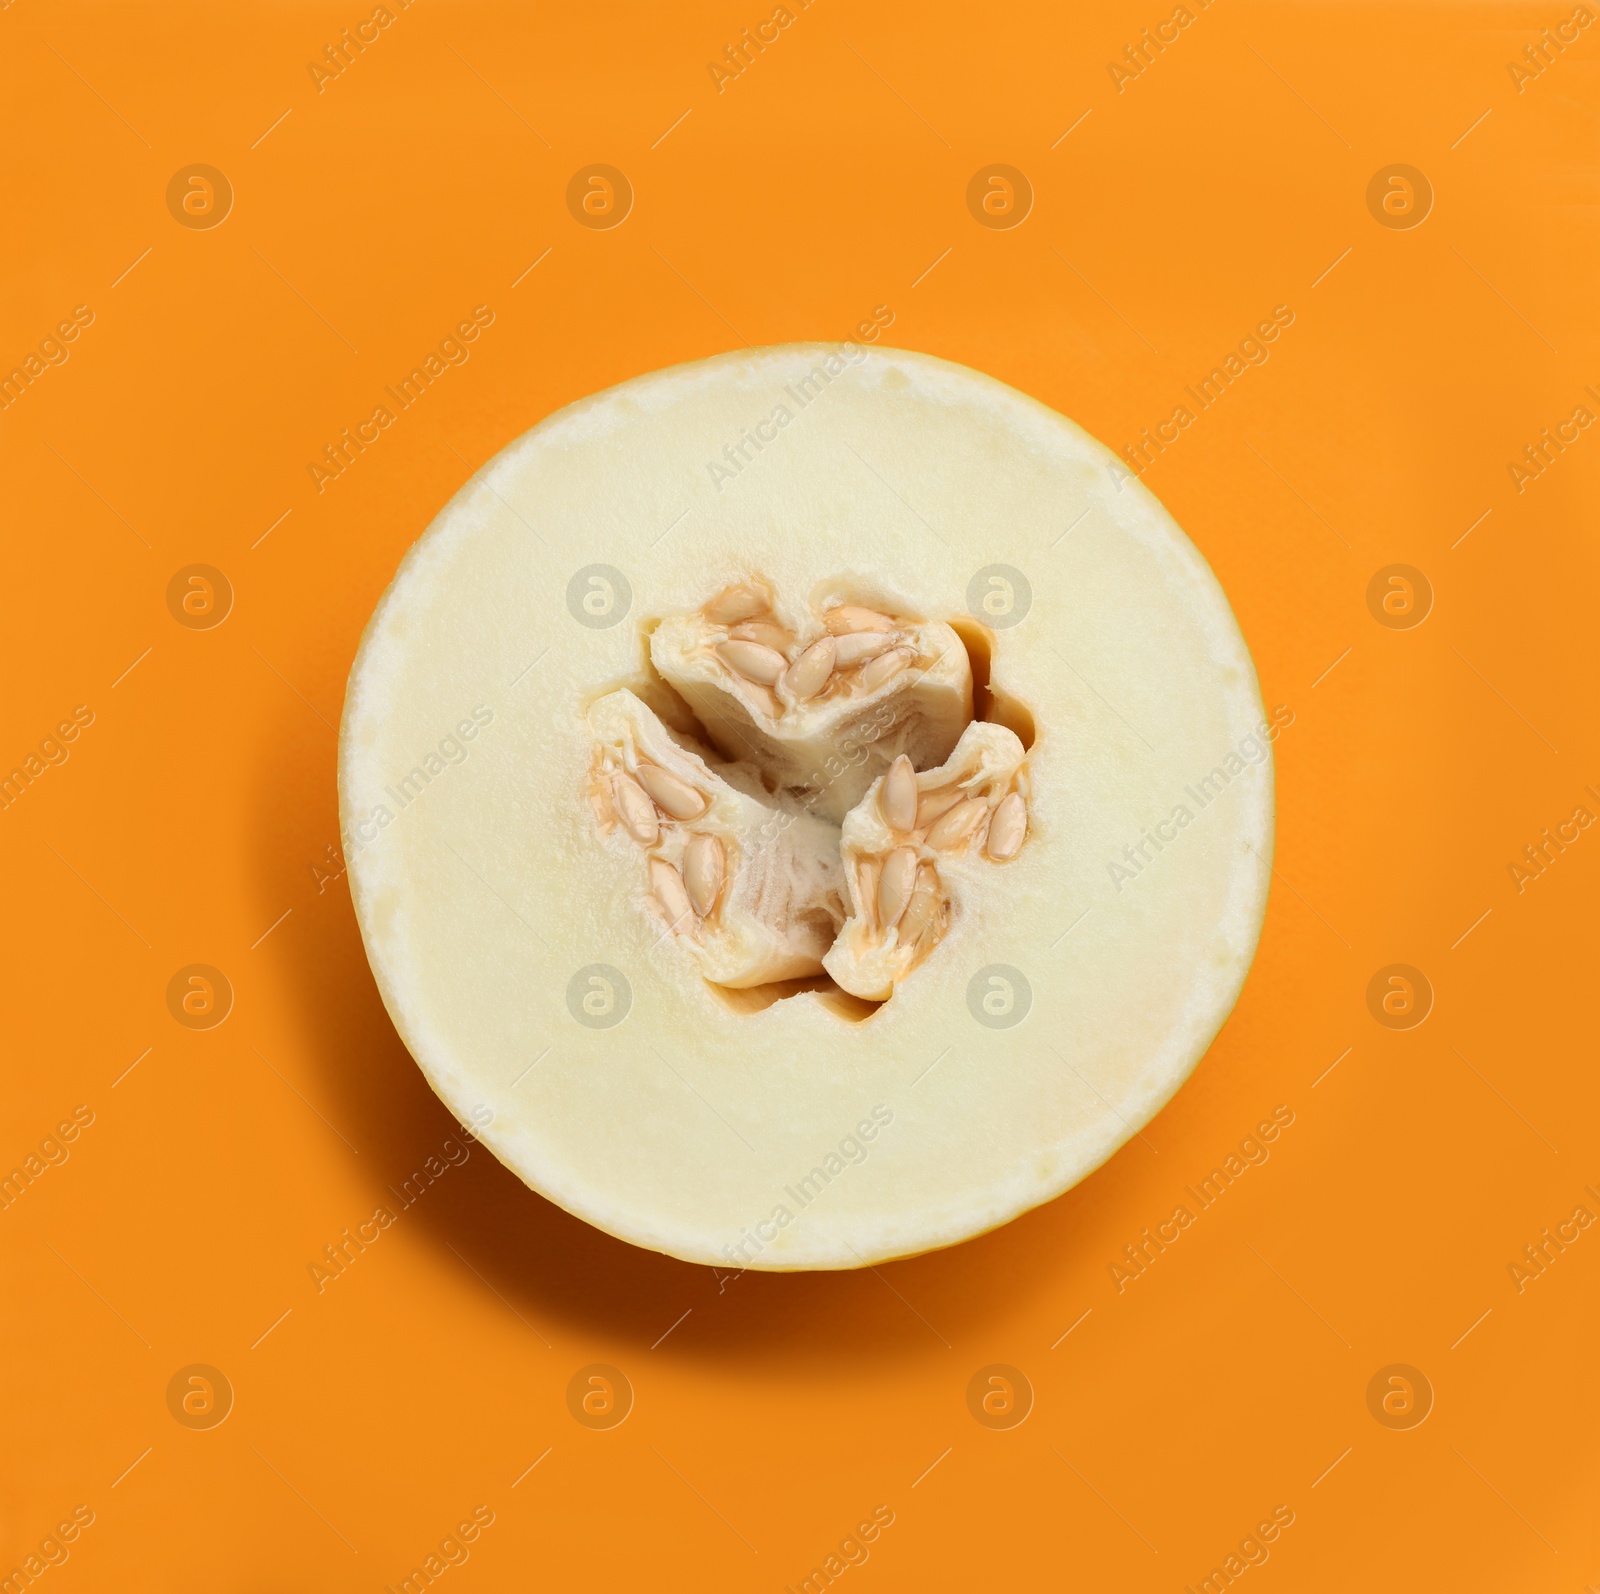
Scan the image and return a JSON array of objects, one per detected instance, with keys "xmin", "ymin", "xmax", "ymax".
[
  {"xmin": 590, "ymin": 578, "xmax": 1031, "ymax": 999},
  {"xmin": 850, "ymin": 754, "xmax": 1027, "ymax": 968},
  {"xmin": 606, "ymin": 759, "xmax": 727, "ymax": 932},
  {"xmin": 701, "ymin": 583, "xmax": 924, "ymax": 718}
]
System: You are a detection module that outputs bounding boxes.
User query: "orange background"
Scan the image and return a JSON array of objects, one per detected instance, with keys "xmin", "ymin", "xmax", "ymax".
[{"xmin": 2, "ymin": 3, "xmax": 1596, "ymax": 1589}]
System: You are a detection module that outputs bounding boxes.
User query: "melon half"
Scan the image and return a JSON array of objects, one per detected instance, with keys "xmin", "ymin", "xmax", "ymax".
[{"xmin": 338, "ymin": 344, "xmax": 1275, "ymax": 1270}]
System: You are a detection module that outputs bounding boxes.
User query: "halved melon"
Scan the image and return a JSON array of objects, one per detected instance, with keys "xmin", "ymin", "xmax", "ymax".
[{"xmin": 339, "ymin": 344, "xmax": 1274, "ymax": 1270}]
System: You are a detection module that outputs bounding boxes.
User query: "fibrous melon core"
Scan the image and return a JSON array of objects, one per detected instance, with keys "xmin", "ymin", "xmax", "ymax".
[{"xmin": 589, "ymin": 580, "xmax": 1029, "ymax": 1007}]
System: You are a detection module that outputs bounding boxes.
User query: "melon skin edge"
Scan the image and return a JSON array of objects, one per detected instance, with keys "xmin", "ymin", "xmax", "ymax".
[{"xmin": 338, "ymin": 343, "xmax": 1274, "ymax": 1271}]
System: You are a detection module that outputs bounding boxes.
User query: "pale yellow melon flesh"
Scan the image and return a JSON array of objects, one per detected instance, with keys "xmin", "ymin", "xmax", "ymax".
[{"xmin": 339, "ymin": 344, "xmax": 1273, "ymax": 1271}]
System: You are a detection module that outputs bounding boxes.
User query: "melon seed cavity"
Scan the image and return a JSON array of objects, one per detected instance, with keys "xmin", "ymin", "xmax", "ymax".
[{"xmin": 586, "ymin": 578, "xmax": 1032, "ymax": 1007}]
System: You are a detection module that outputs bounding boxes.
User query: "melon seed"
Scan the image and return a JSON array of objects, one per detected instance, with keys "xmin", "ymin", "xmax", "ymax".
[
  {"xmin": 716, "ymin": 639, "xmax": 788, "ymax": 686},
  {"xmin": 649, "ymin": 857, "xmax": 696, "ymax": 928},
  {"xmin": 915, "ymin": 787, "xmax": 964, "ymax": 829},
  {"xmin": 683, "ymin": 833, "xmax": 725, "ymax": 916},
  {"xmin": 637, "ymin": 764, "xmax": 707, "ymax": 820},
  {"xmin": 899, "ymin": 864, "xmax": 943, "ymax": 945},
  {"xmin": 612, "ymin": 771, "xmax": 660, "ymax": 844},
  {"xmin": 825, "ymin": 605, "xmax": 896, "ymax": 635},
  {"xmin": 857, "ymin": 647, "xmax": 913, "ymax": 691},
  {"xmin": 925, "ymin": 798, "xmax": 986, "ymax": 850},
  {"xmin": 877, "ymin": 846, "xmax": 919, "ymax": 931},
  {"xmin": 744, "ymin": 682, "xmax": 782, "ymax": 719},
  {"xmin": 856, "ymin": 855, "xmax": 881, "ymax": 932},
  {"xmin": 880, "ymin": 755, "xmax": 918, "ymax": 832},
  {"xmin": 832, "ymin": 631, "xmax": 897, "ymax": 668},
  {"xmin": 782, "ymin": 635, "xmax": 836, "ymax": 701},
  {"xmin": 729, "ymin": 620, "xmax": 792, "ymax": 651},
  {"xmin": 704, "ymin": 584, "xmax": 769, "ymax": 624},
  {"xmin": 986, "ymin": 792, "xmax": 1027, "ymax": 860}
]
